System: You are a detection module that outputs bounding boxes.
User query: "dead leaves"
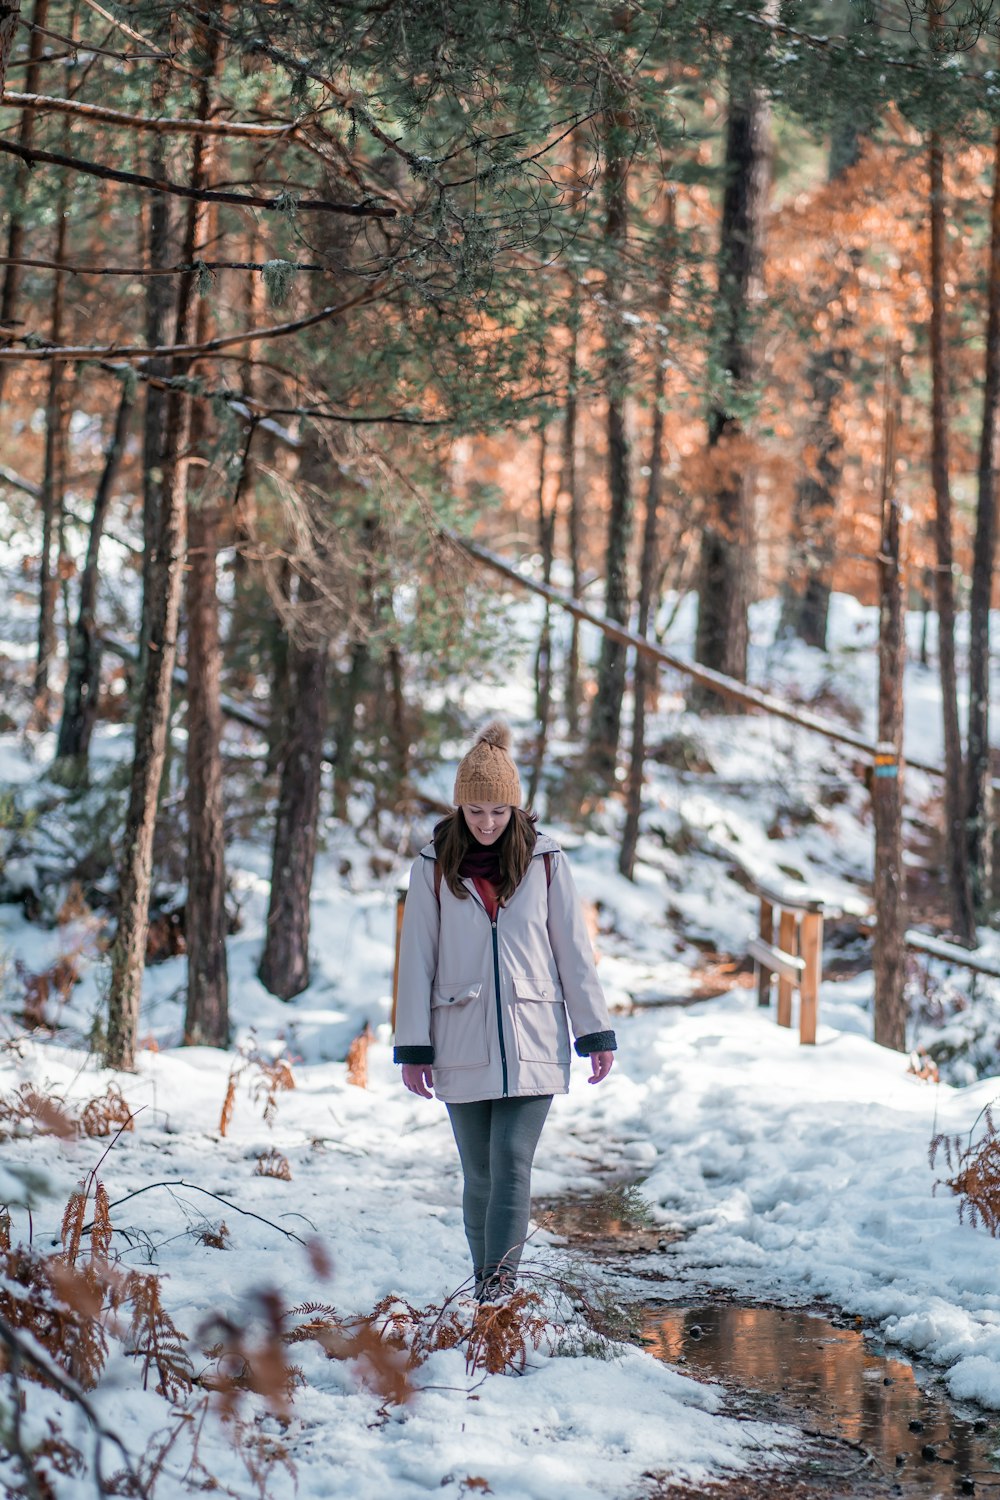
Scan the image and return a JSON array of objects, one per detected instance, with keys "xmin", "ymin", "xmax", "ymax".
[{"xmin": 932, "ymin": 1104, "xmax": 1000, "ymax": 1236}]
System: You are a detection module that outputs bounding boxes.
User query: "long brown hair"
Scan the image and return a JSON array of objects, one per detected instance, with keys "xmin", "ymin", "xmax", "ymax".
[{"xmin": 434, "ymin": 808, "xmax": 538, "ymax": 902}]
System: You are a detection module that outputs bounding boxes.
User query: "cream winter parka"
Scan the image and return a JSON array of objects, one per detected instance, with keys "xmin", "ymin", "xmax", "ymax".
[{"xmin": 393, "ymin": 833, "xmax": 617, "ymax": 1103}]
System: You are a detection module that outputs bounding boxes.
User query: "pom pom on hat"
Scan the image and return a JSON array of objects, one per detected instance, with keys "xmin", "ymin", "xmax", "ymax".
[
  {"xmin": 454, "ymin": 719, "xmax": 521, "ymax": 808},
  {"xmin": 475, "ymin": 719, "xmax": 512, "ymax": 752}
]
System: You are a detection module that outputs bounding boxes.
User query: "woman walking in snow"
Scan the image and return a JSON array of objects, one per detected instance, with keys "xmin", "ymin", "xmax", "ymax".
[{"xmin": 394, "ymin": 721, "xmax": 616, "ymax": 1302}]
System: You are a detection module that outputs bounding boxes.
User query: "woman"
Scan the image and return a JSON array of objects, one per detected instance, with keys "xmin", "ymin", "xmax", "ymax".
[{"xmin": 394, "ymin": 720, "xmax": 617, "ymax": 1302}]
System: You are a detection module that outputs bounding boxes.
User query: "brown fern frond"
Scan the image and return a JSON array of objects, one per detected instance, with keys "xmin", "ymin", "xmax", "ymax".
[
  {"xmin": 61, "ymin": 1187, "xmax": 87, "ymax": 1266},
  {"xmin": 195, "ymin": 1221, "xmax": 231, "ymax": 1250},
  {"xmin": 0, "ymin": 1211, "xmax": 11, "ymax": 1253},
  {"xmin": 219, "ymin": 1072, "xmax": 238, "ymax": 1138},
  {"xmin": 464, "ymin": 1289, "xmax": 547, "ymax": 1376},
  {"xmin": 254, "ymin": 1147, "xmax": 292, "ymax": 1181},
  {"xmin": 932, "ymin": 1106, "xmax": 1000, "ymax": 1236},
  {"xmin": 80, "ymin": 1083, "xmax": 135, "ymax": 1138},
  {"xmin": 90, "ymin": 1181, "xmax": 113, "ymax": 1262},
  {"xmin": 120, "ymin": 1269, "xmax": 194, "ymax": 1402},
  {"xmin": 345, "ymin": 1022, "xmax": 375, "ymax": 1088}
]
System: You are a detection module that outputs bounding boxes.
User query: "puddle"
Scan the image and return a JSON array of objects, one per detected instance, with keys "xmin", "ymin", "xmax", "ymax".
[{"xmin": 643, "ymin": 1304, "xmax": 1000, "ymax": 1498}]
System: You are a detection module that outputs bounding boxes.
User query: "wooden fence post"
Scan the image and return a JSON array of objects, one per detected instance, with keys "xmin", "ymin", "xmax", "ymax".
[
  {"xmin": 757, "ymin": 898, "xmax": 774, "ymax": 1006},
  {"xmin": 776, "ymin": 909, "xmax": 797, "ymax": 1028},
  {"xmin": 799, "ymin": 911, "xmax": 823, "ymax": 1045}
]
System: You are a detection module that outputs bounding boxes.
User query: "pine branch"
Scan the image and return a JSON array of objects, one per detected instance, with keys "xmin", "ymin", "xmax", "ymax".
[
  {"xmin": 1, "ymin": 88, "xmax": 314, "ymax": 139},
  {"xmin": 0, "ymin": 254, "xmax": 324, "ymax": 277},
  {"xmin": 0, "ymin": 136, "xmax": 397, "ymax": 217},
  {"xmin": 0, "ymin": 278, "xmax": 388, "ymax": 361}
]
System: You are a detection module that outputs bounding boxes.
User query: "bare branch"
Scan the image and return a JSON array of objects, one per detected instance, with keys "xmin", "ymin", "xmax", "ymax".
[
  {"xmin": 0, "ymin": 1314, "xmax": 150, "ymax": 1497},
  {"xmin": 0, "ymin": 253, "xmax": 324, "ymax": 277},
  {"xmin": 1, "ymin": 87, "xmax": 313, "ymax": 139},
  {"xmin": 0, "ymin": 137, "xmax": 397, "ymax": 217},
  {"xmin": 0, "ymin": 277, "xmax": 388, "ymax": 361}
]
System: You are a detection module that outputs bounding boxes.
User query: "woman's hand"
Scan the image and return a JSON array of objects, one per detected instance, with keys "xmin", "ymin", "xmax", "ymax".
[
  {"xmin": 401, "ymin": 1064, "xmax": 434, "ymax": 1098},
  {"xmin": 588, "ymin": 1051, "xmax": 614, "ymax": 1085}
]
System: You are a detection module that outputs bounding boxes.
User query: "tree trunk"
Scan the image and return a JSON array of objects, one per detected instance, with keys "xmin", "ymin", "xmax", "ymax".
[
  {"xmin": 258, "ymin": 574, "xmax": 329, "ymax": 1000},
  {"xmin": 928, "ymin": 120, "xmax": 975, "ymax": 944},
  {"xmin": 184, "ymin": 290, "xmax": 229, "ymax": 1048},
  {"xmin": 33, "ymin": 180, "xmax": 68, "ymax": 719},
  {"xmin": 527, "ymin": 427, "xmax": 555, "ymax": 808},
  {"xmin": 587, "ymin": 113, "xmax": 632, "ymax": 784},
  {"xmin": 621, "ymin": 199, "xmax": 673, "ymax": 879},
  {"xmin": 965, "ymin": 123, "xmax": 1000, "ymax": 912},
  {"xmin": 0, "ymin": 1, "xmax": 21, "ymax": 100},
  {"xmin": 105, "ymin": 31, "xmax": 221, "ymax": 1070},
  {"xmin": 562, "ymin": 132, "xmax": 585, "ymax": 738},
  {"xmin": 0, "ymin": 0, "xmax": 47, "ymax": 407},
  {"xmin": 331, "ymin": 638, "xmax": 367, "ymax": 819},
  {"xmin": 56, "ymin": 384, "xmax": 133, "ymax": 763},
  {"xmin": 873, "ymin": 368, "xmax": 907, "ymax": 1051},
  {"xmin": 620, "ymin": 348, "xmax": 666, "ymax": 881},
  {"xmin": 694, "ymin": 35, "xmax": 772, "ymax": 689},
  {"xmin": 140, "ymin": 72, "xmax": 174, "ymax": 684}
]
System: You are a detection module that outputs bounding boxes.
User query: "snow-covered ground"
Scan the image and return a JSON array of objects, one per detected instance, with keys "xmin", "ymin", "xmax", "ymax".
[{"xmin": 5, "ymin": 583, "xmax": 1000, "ymax": 1495}]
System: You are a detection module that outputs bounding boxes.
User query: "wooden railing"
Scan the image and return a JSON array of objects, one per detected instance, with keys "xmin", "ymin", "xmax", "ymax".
[{"xmin": 750, "ymin": 879, "xmax": 852, "ymax": 1045}]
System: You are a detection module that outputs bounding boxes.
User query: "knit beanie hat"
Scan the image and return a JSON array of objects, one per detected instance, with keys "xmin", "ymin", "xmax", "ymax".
[{"xmin": 453, "ymin": 720, "xmax": 522, "ymax": 808}]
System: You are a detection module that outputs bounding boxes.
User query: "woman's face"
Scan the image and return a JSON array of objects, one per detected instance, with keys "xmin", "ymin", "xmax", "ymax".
[{"xmin": 461, "ymin": 803, "xmax": 513, "ymax": 845}]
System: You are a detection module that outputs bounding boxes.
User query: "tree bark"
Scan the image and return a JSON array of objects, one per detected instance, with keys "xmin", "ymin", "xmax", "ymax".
[
  {"xmin": 694, "ymin": 34, "xmax": 772, "ymax": 690},
  {"xmin": 184, "ymin": 290, "xmax": 230, "ymax": 1049},
  {"xmin": 105, "ymin": 29, "xmax": 221, "ymax": 1070},
  {"xmin": 562, "ymin": 132, "xmax": 585, "ymax": 739},
  {"xmin": 587, "ymin": 112, "xmax": 632, "ymax": 784},
  {"xmin": 965, "ymin": 123, "xmax": 1000, "ymax": 912},
  {"xmin": 928, "ymin": 118, "xmax": 975, "ymax": 944},
  {"xmin": 620, "ymin": 346, "xmax": 666, "ymax": 881},
  {"xmin": 527, "ymin": 427, "xmax": 555, "ymax": 809},
  {"xmin": 0, "ymin": 0, "xmax": 46, "ymax": 407},
  {"xmin": 0, "ymin": 2, "xmax": 20, "ymax": 100},
  {"xmin": 873, "ymin": 368, "xmax": 907, "ymax": 1051},
  {"xmin": 140, "ymin": 70, "xmax": 174, "ymax": 684},
  {"xmin": 258, "ymin": 573, "xmax": 329, "ymax": 1000},
  {"xmin": 33, "ymin": 168, "xmax": 67, "ymax": 719},
  {"xmin": 56, "ymin": 384, "xmax": 133, "ymax": 763}
]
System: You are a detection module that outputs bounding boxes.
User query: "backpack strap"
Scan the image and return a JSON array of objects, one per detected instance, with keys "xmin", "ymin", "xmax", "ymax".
[{"xmin": 543, "ymin": 851, "xmax": 552, "ymax": 888}]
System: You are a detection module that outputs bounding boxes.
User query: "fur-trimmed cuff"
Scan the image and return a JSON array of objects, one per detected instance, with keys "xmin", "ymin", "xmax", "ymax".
[
  {"xmin": 574, "ymin": 1030, "xmax": 617, "ymax": 1056},
  {"xmin": 393, "ymin": 1045, "xmax": 435, "ymax": 1065}
]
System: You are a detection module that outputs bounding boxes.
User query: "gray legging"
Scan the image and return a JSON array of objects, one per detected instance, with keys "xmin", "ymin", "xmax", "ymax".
[{"xmin": 446, "ymin": 1095, "xmax": 553, "ymax": 1285}]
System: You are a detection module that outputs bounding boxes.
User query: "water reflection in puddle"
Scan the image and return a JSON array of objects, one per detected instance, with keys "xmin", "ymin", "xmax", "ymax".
[{"xmin": 643, "ymin": 1305, "xmax": 1000, "ymax": 1497}]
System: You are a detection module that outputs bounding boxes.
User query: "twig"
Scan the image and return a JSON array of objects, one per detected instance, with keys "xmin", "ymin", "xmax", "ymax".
[
  {"xmin": 103, "ymin": 1181, "xmax": 308, "ymax": 1246},
  {"xmin": 0, "ymin": 254, "xmax": 324, "ymax": 277},
  {"xmin": 0, "ymin": 1314, "xmax": 150, "ymax": 1497},
  {"xmin": 1, "ymin": 89, "xmax": 312, "ymax": 139},
  {"xmin": 0, "ymin": 137, "xmax": 396, "ymax": 217},
  {"xmin": 0, "ymin": 278, "xmax": 388, "ymax": 362}
]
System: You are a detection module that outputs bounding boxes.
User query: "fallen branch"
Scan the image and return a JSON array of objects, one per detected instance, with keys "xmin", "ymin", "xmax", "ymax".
[
  {"xmin": 0, "ymin": 136, "xmax": 396, "ymax": 217},
  {"xmin": 103, "ymin": 1180, "xmax": 309, "ymax": 1246}
]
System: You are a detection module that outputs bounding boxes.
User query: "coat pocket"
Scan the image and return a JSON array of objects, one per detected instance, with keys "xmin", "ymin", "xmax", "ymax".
[
  {"xmin": 430, "ymin": 981, "xmax": 488, "ymax": 1068},
  {"xmin": 511, "ymin": 975, "xmax": 570, "ymax": 1066}
]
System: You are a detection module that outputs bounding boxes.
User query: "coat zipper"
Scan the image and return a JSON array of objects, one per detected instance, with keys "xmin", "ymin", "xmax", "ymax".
[{"xmin": 491, "ymin": 913, "xmax": 509, "ymax": 1097}]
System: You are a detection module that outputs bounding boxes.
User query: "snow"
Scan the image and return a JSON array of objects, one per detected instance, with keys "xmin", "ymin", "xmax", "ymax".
[{"xmin": 7, "ymin": 578, "xmax": 1000, "ymax": 1492}]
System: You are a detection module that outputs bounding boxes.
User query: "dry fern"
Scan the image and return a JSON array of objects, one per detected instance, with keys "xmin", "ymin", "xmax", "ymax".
[
  {"xmin": 463, "ymin": 1288, "xmax": 548, "ymax": 1375},
  {"xmin": 111, "ymin": 1269, "xmax": 194, "ymax": 1403},
  {"xmin": 932, "ymin": 1105, "xmax": 1000, "ymax": 1235},
  {"xmin": 345, "ymin": 1022, "xmax": 374, "ymax": 1088},
  {"xmin": 80, "ymin": 1083, "xmax": 135, "ymax": 1138},
  {"xmin": 254, "ymin": 1147, "xmax": 292, "ymax": 1181},
  {"xmin": 219, "ymin": 1036, "xmax": 296, "ymax": 1136}
]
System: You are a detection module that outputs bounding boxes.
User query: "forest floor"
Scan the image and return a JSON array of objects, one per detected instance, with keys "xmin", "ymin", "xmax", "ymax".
[{"xmin": 4, "ymin": 589, "xmax": 1000, "ymax": 1496}]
